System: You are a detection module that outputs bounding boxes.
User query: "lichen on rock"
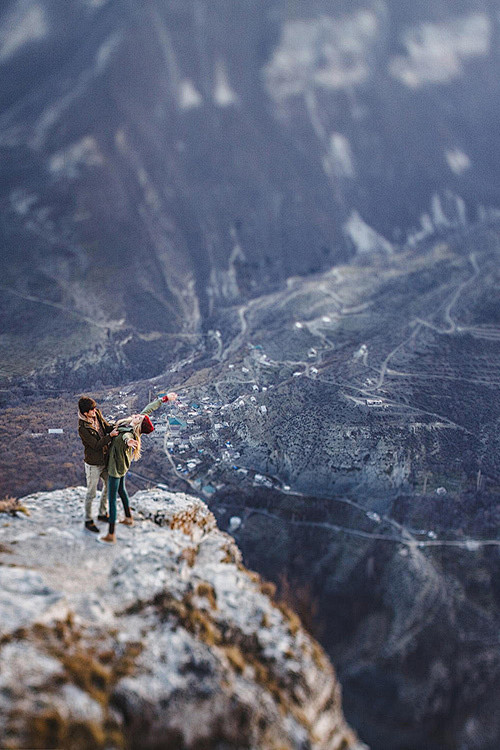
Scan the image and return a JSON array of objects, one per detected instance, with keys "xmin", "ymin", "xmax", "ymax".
[{"xmin": 0, "ymin": 487, "xmax": 363, "ymax": 750}]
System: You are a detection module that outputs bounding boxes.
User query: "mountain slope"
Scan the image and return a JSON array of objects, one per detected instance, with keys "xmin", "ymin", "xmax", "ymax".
[{"xmin": 3, "ymin": 0, "xmax": 500, "ymax": 383}]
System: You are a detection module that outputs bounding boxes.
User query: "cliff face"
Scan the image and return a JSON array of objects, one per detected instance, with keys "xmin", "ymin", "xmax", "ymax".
[{"xmin": 0, "ymin": 487, "xmax": 362, "ymax": 750}]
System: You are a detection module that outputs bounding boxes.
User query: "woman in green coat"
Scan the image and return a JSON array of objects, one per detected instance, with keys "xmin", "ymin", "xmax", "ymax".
[{"xmin": 99, "ymin": 392, "xmax": 177, "ymax": 544}]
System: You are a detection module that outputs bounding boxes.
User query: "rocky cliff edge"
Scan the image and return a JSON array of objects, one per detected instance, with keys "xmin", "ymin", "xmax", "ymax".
[{"xmin": 0, "ymin": 487, "xmax": 363, "ymax": 750}]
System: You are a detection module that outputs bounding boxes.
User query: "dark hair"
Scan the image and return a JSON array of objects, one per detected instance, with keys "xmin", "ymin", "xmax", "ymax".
[{"xmin": 78, "ymin": 396, "xmax": 97, "ymax": 414}]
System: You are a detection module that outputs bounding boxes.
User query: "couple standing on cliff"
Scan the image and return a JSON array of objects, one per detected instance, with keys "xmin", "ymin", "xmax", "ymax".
[{"xmin": 78, "ymin": 392, "xmax": 177, "ymax": 544}]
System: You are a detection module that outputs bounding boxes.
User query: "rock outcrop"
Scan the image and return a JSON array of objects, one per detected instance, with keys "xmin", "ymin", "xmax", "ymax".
[{"xmin": 0, "ymin": 487, "xmax": 362, "ymax": 750}]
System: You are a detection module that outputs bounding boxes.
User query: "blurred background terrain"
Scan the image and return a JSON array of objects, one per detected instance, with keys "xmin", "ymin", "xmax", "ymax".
[{"xmin": 2, "ymin": 1, "xmax": 500, "ymax": 748}]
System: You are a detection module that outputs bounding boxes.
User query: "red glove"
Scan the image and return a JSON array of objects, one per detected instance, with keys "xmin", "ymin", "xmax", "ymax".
[{"xmin": 161, "ymin": 395, "xmax": 169, "ymax": 402}]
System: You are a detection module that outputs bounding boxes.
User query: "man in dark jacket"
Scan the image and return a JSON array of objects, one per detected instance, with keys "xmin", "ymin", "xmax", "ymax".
[{"xmin": 78, "ymin": 396, "xmax": 118, "ymax": 533}]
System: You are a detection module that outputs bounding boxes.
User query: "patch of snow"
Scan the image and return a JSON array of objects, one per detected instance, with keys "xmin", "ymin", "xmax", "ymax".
[
  {"xmin": 407, "ymin": 212, "xmax": 435, "ymax": 246},
  {"xmin": 49, "ymin": 136, "xmax": 104, "ymax": 177},
  {"xmin": 95, "ymin": 31, "xmax": 122, "ymax": 73},
  {"xmin": 446, "ymin": 148, "xmax": 471, "ymax": 175},
  {"xmin": 214, "ymin": 60, "xmax": 239, "ymax": 107},
  {"xmin": 344, "ymin": 211, "xmax": 393, "ymax": 255},
  {"xmin": 328, "ymin": 133, "xmax": 355, "ymax": 178},
  {"xmin": 215, "ymin": 235, "xmax": 246, "ymax": 301},
  {"xmin": 0, "ymin": 1, "xmax": 48, "ymax": 62},
  {"xmin": 389, "ymin": 13, "xmax": 491, "ymax": 88},
  {"xmin": 431, "ymin": 194, "xmax": 450, "ymax": 228},
  {"xmin": 179, "ymin": 79, "xmax": 203, "ymax": 109},
  {"xmin": 10, "ymin": 189, "xmax": 37, "ymax": 216},
  {"xmin": 429, "ymin": 191, "xmax": 467, "ymax": 229},
  {"xmin": 229, "ymin": 516, "xmax": 241, "ymax": 532},
  {"xmin": 452, "ymin": 192, "xmax": 467, "ymax": 225},
  {"xmin": 264, "ymin": 11, "xmax": 379, "ymax": 101}
]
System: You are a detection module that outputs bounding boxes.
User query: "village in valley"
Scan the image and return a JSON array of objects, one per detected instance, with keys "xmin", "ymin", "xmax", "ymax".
[{"xmin": 2, "ymin": 225, "xmax": 500, "ymax": 750}]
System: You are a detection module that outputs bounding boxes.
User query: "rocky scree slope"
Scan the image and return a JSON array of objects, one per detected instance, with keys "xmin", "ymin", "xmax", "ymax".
[{"xmin": 0, "ymin": 487, "xmax": 362, "ymax": 750}]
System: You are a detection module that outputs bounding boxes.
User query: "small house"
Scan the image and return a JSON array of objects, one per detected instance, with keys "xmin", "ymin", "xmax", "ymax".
[{"xmin": 168, "ymin": 416, "xmax": 187, "ymax": 433}]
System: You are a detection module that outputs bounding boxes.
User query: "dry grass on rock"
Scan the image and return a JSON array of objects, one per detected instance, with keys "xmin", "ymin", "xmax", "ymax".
[{"xmin": 0, "ymin": 496, "xmax": 29, "ymax": 516}]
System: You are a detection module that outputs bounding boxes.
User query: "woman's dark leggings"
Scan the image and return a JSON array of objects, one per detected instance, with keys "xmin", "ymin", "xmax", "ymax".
[{"xmin": 108, "ymin": 475, "xmax": 131, "ymax": 534}]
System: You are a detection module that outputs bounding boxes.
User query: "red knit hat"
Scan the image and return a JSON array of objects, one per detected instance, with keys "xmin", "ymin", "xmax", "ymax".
[{"xmin": 140, "ymin": 415, "xmax": 154, "ymax": 434}]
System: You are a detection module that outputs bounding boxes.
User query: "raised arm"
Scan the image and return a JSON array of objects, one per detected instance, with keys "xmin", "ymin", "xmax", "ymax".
[{"xmin": 140, "ymin": 392, "xmax": 178, "ymax": 415}]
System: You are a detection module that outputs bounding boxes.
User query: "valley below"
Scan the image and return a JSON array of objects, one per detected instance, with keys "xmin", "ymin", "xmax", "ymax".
[{"xmin": 3, "ymin": 222, "xmax": 500, "ymax": 749}]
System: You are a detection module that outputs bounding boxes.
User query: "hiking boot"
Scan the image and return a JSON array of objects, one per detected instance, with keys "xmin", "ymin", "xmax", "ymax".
[
  {"xmin": 97, "ymin": 514, "xmax": 110, "ymax": 522},
  {"xmin": 97, "ymin": 533, "xmax": 116, "ymax": 544},
  {"xmin": 85, "ymin": 520, "xmax": 99, "ymax": 533}
]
